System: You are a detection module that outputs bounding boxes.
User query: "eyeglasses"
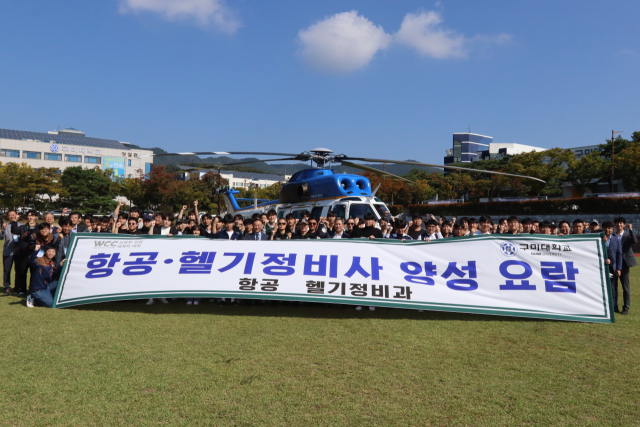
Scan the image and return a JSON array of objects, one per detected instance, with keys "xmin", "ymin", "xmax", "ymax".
[
  {"xmin": 309, "ymin": 222, "xmax": 317, "ymax": 225},
  {"xmin": 347, "ymin": 222, "xmax": 355, "ymax": 225},
  {"xmin": 278, "ymin": 222, "xmax": 286, "ymax": 225}
]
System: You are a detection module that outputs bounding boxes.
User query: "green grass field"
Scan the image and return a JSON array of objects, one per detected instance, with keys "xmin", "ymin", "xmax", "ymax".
[{"xmin": 1, "ymin": 265, "xmax": 639, "ymax": 426}]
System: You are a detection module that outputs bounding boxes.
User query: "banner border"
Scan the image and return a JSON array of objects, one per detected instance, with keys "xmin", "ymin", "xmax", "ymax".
[{"xmin": 51, "ymin": 233, "xmax": 614, "ymax": 323}]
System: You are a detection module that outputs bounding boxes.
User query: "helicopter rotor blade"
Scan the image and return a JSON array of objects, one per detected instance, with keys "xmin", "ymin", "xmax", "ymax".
[
  {"xmin": 339, "ymin": 156, "xmax": 546, "ymax": 183},
  {"xmin": 341, "ymin": 161, "xmax": 415, "ymax": 184},
  {"xmin": 141, "ymin": 151, "xmax": 303, "ymax": 159},
  {"xmin": 220, "ymin": 157, "xmax": 303, "ymax": 167}
]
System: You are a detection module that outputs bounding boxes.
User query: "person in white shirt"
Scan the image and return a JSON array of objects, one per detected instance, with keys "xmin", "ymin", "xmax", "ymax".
[
  {"xmin": 328, "ymin": 218, "xmax": 350, "ymax": 239},
  {"xmin": 459, "ymin": 217, "xmax": 471, "ymax": 236},
  {"xmin": 425, "ymin": 219, "xmax": 443, "ymax": 240},
  {"xmin": 473, "ymin": 216, "xmax": 493, "ymax": 235}
]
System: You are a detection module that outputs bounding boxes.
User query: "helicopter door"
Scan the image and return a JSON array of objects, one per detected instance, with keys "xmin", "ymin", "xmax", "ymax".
[{"xmin": 329, "ymin": 204, "xmax": 346, "ymax": 220}]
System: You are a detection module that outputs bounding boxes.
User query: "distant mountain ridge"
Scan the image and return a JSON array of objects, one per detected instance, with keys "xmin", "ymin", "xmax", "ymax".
[{"xmin": 129, "ymin": 145, "xmax": 441, "ymax": 177}]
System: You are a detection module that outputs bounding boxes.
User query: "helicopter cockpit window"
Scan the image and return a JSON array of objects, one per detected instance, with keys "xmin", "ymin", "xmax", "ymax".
[
  {"xmin": 329, "ymin": 204, "xmax": 346, "ymax": 219},
  {"xmin": 277, "ymin": 210, "xmax": 287, "ymax": 219},
  {"xmin": 373, "ymin": 204, "xmax": 389, "ymax": 218},
  {"xmin": 348, "ymin": 204, "xmax": 376, "ymax": 219},
  {"xmin": 291, "ymin": 210, "xmax": 307, "ymax": 220},
  {"xmin": 311, "ymin": 207, "xmax": 323, "ymax": 220}
]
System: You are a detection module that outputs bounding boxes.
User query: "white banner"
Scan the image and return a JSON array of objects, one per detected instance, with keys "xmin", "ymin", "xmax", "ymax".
[{"xmin": 52, "ymin": 234, "xmax": 614, "ymax": 322}]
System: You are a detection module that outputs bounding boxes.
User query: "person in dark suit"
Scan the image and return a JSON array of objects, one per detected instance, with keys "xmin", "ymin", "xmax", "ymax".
[
  {"xmin": 613, "ymin": 217, "xmax": 637, "ymax": 315},
  {"xmin": 243, "ymin": 218, "xmax": 268, "ymax": 241},
  {"xmin": 327, "ymin": 218, "xmax": 350, "ymax": 239},
  {"xmin": 602, "ymin": 221, "xmax": 622, "ymax": 286},
  {"xmin": 213, "ymin": 214, "xmax": 243, "ymax": 240},
  {"xmin": 68, "ymin": 211, "xmax": 87, "ymax": 233},
  {"xmin": 0, "ymin": 209, "xmax": 19, "ymax": 295}
]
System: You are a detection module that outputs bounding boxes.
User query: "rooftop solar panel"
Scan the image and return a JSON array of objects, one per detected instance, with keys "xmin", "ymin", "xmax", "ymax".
[{"xmin": 0, "ymin": 128, "xmax": 129, "ymax": 150}]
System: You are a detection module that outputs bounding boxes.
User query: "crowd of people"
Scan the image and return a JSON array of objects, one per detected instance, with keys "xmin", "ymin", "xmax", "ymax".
[{"xmin": 1, "ymin": 200, "xmax": 637, "ymax": 314}]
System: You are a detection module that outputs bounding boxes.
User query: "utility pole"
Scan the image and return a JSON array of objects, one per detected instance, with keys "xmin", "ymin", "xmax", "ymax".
[{"xmin": 611, "ymin": 130, "xmax": 624, "ymax": 192}]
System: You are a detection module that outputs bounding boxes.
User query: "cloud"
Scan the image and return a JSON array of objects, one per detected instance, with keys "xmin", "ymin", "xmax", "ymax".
[
  {"xmin": 297, "ymin": 11, "xmax": 392, "ymax": 73},
  {"xmin": 297, "ymin": 9, "xmax": 513, "ymax": 72},
  {"xmin": 119, "ymin": 0, "xmax": 241, "ymax": 34},
  {"xmin": 394, "ymin": 11, "xmax": 467, "ymax": 58}
]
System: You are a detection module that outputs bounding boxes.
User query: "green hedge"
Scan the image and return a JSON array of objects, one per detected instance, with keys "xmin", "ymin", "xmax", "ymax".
[{"xmin": 405, "ymin": 197, "xmax": 640, "ymax": 216}]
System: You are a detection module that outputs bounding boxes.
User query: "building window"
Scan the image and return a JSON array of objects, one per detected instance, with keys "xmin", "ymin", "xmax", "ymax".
[
  {"xmin": 1, "ymin": 149, "xmax": 20, "ymax": 158},
  {"xmin": 85, "ymin": 156, "xmax": 101, "ymax": 164},
  {"xmin": 145, "ymin": 163, "xmax": 152, "ymax": 176},
  {"xmin": 44, "ymin": 153, "xmax": 62, "ymax": 161},
  {"xmin": 65, "ymin": 155, "xmax": 82, "ymax": 162},
  {"xmin": 128, "ymin": 159, "xmax": 131, "ymax": 167},
  {"xmin": 23, "ymin": 151, "xmax": 41, "ymax": 159}
]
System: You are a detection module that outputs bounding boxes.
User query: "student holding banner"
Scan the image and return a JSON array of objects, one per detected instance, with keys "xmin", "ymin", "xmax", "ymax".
[
  {"xmin": 327, "ymin": 218, "xmax": 350, "ymax": 239},
  {"xmin": 25, "ymin": 244, "xmax": 65, "ymax": 308},
  {"xmin": 54, "ymin": 218, "xmax": 73, "ymax": 268},
  {"xmin": 214, "ymin": 215, "xmax": 243, "ymax": 240}
]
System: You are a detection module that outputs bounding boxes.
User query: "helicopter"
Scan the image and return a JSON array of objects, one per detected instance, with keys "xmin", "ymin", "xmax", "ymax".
[{"xmin": 145, "ymin": 148, "xmax": 544, "ymax": 221}]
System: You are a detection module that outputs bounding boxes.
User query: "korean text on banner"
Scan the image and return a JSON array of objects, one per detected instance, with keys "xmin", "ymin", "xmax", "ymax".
[{"xmin": 52, "ymin": 234, "xmax": 614, "ymax": 323}]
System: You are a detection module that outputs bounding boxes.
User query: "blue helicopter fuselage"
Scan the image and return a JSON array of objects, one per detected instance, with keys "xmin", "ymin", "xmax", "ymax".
[
  {"xmin": 223, "ymin": 168, "xmax": 389, "ymax": 220},
  {"xmin": 280, "ymin": 169, "xmax": 372, "ymax": 203}
]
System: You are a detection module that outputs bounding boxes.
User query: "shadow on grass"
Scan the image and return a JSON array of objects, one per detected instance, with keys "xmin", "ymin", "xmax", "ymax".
[{"xmin": 56, "ymin": 299, "xmax": 553, "ymax": 323}]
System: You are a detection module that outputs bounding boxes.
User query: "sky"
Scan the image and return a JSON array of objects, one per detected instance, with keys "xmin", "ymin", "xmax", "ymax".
[{"xmin": 0, "ymin": 0, "xmax": 639, "ymax": 164}]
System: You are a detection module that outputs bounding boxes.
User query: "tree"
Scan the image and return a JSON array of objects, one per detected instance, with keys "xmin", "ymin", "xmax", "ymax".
[
  {"xmin": 599, "ymin": 135, "xmax": 631, "ymax": 161},
  {"xmin": 114, "ymin": 171, "xmax": 146, "ymax": 209},
  {"xmin": 257, "ymin": 182, "xmax": 283, "ymax": 202},
  {"xmin": 504, "ymin": 148, "xmax": 576, "ymax": 196},
  {"xmin": 60, "ymin": 166, "xmax": 117, "ymax": 213},
  {"xmin": 35, "ymin": 167, "xmax": 67, "ymax": 210},
  {"xmin": 410, "ymin": 179, "xmax": 436, "ymax": 204},
  {"xmin": 473, "ymin": 175, "xmax": 510, "ymax": 201},
  {"xmin": 566, "ymin": 151, "xmax": 608, "ymax": 196},
  {"xmin": 614, "ymin": 143, "xmax": 640, "ymax": 191},
  {"xmin": 362, "ymin": 171, "xmax": 412, "ymax": 205},
  {"xmin": 142, "ymin": 166, "xmax": 178, "ymax": 211},
  {"xmin": 0, "ymin": 163, "xmax": 40, "ymax": 208},
  {"xmin": 198, "ymin": 171, "xmax": 230, "ymax": 214},
  {"xmin": 429, "ymin": 172, "xmax": 473, "ymax": 201}
]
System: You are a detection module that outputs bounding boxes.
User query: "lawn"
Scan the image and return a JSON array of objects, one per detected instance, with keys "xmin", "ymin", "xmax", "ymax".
[{"xmin": 1, "ymin": 266, "xmax": 638, "ymax": 426}]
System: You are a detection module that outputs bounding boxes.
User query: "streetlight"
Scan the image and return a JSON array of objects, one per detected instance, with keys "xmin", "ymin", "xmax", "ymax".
[{"xmin": 611, "ymin": 130, "xmax": 624, "ymax": 192}]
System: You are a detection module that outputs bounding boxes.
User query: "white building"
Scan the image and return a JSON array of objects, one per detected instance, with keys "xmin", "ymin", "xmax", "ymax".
[
  {"xmin": 444, "ymin": 133, "xmax": 546, "ymax": 164},
  {"xmin": 443, "ymin": 132, "xmax": 603, "ymax": 164},
  {"xmin": 177, "ymin": 167, "xmax": 291, "ymax": 189},
  {"xmin": 0, "ymin": 128, "xmax": 153, "ymax": 178},
  {"xmin": 487, "ymin": 142, "xmax": 546, "ymax": 159}
]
